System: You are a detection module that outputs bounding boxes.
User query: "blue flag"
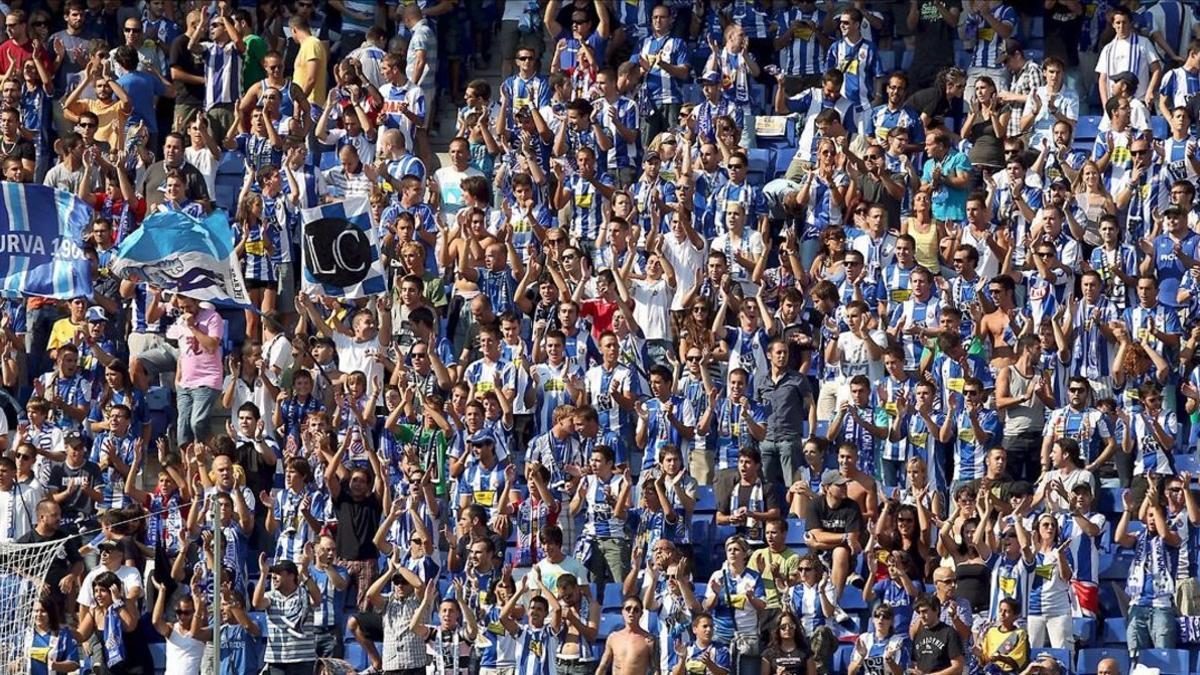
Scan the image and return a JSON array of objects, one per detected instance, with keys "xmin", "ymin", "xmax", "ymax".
[
  {"xmin": 300, "ymin": 196, "xmax": 387, "ymax": 298},
  {"xmin": 0, "ymin": 182, "xmax": 92, "ymax": 299},
  {"xmin": 110, "ymin": 209, "xmax": 252, "ymax": 307}
]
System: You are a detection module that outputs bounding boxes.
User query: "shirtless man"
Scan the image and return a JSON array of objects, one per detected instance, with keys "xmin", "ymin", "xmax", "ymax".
[
  {"xmin": 553, "ymin": 573, "xmax": 601, "ymax": 668},
  {"xmin": 836, "ymin": 442, "xmax": 878, "ymax": 520},
  {"xmin": 597, "ymin": 595, "xmax": 656, "ymax": 675},
  {"xmin": 977, "ymin": 274, "xmax": 1023, "ymax": 368}
]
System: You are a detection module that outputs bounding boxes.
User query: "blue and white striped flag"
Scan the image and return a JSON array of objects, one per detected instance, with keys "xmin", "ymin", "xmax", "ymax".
[
  {"xmin": 300, "ymin": 196, "xmax": 387, "ymax": 298},
  {"xmin": 110, "ymin": 209, "xmax": 252, "ymax": 308},
  {"xmin": 0, "ymin": 183, "xmax": 92, "ymax": 299}
]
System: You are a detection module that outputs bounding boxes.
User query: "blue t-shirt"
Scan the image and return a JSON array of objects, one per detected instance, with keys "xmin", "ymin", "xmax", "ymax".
[
  {"xmin": 117, "ymin": 70, "xmax": 167, "ymax": 133},
  {"xmin": 922, "ymin": 150, "xmax": 972, "ymax": 222}
]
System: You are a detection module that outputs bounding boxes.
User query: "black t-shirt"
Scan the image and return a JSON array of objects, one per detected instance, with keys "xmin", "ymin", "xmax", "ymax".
[
  {"xmin": 0, "ymin": 138, "xmax": 36, "ymax": 162},
  {"xmin": 806, "ymin": 496, "xmax": 863, "ymax": 536},
  {"xmin": 333, "ymin": 485, "xmax": 383, "ymax": 561},
  {"xmin": 716, "ymin": 476, "xmax": 781, "ymax": 544},
  {"xmin": 907, "ymin": 86, "xmax": 966, "ymax": 134},
  {"xmin": 17, "ymin": 528, "xmax": 83, "ymax": 590},
  {"xmin": 45, "ymin": 461, "xmax": 104, "ymax": 520},
  {"xmin": 761, "ymin": 641, "xmax": 813, "ymax": 674},
  {"xmin": 913, "ymin": 621, "xmax": 964, "ymax": 673},
  {"xmin": 168, "ymin": 34, "xmax": 205, "ymax": 106}
]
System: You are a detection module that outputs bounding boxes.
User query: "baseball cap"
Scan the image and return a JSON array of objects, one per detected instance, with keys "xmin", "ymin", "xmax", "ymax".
[
  {"xmin": 699, "ymin": 70, "xmax": 721, "ymax": 85},
  {"xmin": 821, "ymin": 469, "xmax": 848, "ymax": 487},
  {"xmin": 86, "ymin": 307, "xmax": 108, "ymax": 323},
  {"xmin": 1111, "ymin": 71, "xmax": 1139, "ymax": 88},
  {"xmin": 470, "ymin": 428, "xmax": 496, "ymax": 445},
  {"xmin": 269, "ymin": 559, "xmax": 299, "ymax": 576}
]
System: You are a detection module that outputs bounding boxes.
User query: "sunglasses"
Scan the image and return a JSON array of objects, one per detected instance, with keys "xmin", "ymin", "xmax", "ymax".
[
  {"xmin": 125, "ymin": 27, "xmax": 141, "ymax": 32},
  {"xmin": 687, "ymin": 356, "xmax": 701, "ymax": 362},
  {"xmin": 411, "ymin": 538, "xmax": 425, "ymax": 545},
  {"xmin": 31, "ymin": 21, "xmax": 46, "ymax": 27},
  {"xmin": 16, "ymin": 454, "xmax": 33, "ymax": 460},
  {"xmin": 728, "ymin": 163, "xmax": 746, "ymax": 169},
  {"xmin": 176, "ymin": 609, "xmax": 194, "ymax": 615},
  {"xmin": 516, "ymin": 55, "xmax": 533, "ymax": 62},
  {"xmin": 1068, "ymin": 387, "xmax": 1087, "ymax": 393}
]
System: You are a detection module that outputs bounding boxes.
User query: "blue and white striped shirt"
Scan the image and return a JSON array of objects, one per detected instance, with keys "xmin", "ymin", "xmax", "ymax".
[{"xmin": 200, "ymin": 41, "xmax": 242, "ymax": 110}]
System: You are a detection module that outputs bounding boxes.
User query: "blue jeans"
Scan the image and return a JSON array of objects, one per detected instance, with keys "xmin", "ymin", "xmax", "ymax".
[
  {"xmin": 1127, "ymin": 604, "xmax": 1177, "ymax": 656},
  {"xmin": 759, "ymin": 437, "xmax": 800, "ymax": 486},
  {"xmin": 176, "ymin": 386, "xmax": 219, "ymax": 446},
  {"xmin": 882, "ymin": 458, "xmax": 907, "ymax": 491}
]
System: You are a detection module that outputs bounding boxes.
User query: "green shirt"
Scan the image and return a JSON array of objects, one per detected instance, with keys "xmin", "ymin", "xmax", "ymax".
[{"xmin": 242, "ymin": 34, "xmax": 267, "ymax": 92}]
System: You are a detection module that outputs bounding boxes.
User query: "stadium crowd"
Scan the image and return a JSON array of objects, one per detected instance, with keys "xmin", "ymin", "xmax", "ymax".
[{"xmin": 4, "ymin": 0, "xmax": 1200, "ymax": 674}]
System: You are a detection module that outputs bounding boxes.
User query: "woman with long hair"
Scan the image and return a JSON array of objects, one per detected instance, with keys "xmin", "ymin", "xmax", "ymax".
[
  {"xmin": 848, "ymin": 605, "xmax": 909, "ymax": 675},
  {"xmin": 89, "ymin": 362, "xmax": 150, "ymax": 444},
  {"xmin": 232, "ymin": 189, "xmax": 274, "ymax": 341},
  {"xmin": 30, "ymin": 599, "xmax": 79, "ymax": 675},
  {"xmin": 74, "ymin": 572, "xmax": 153, "ymax": 675},
  {"xmin": 760, "ymin": 610, "xmax": 816, "ymax": 675},
  {"xmin": 873, "ymin": 502, "xmax": 931, "ymax": 584},
  {"xmin": 1068, "ymin": 161, "xmax": 1116, "ymax": 249},
  {"xmin": 807, "ymin": 226, "xmax": 848, "ymax": 288},
  {"xmin": 961, "ymin": 76, "xmax": 1010, "ymax": 184},
  {"xmin": 797, "ymin": 138, "xmax": 848, "ymax": 269},
  {"xmin": 902, "ymin": 190, "xmax": 946, "ymax": 276},
  {"xmin": 1022, "ymin": 513, "xmax": 1074, "ymax": 650}
]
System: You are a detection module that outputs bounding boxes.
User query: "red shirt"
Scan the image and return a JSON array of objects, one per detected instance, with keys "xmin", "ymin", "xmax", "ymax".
[
  {"xmin": 580, "ymin": 297, "xmax": 617, "ymax": 337},
  {"xmin": 0, "ymin": 39, "xmax": 51, "ymax": 74}
]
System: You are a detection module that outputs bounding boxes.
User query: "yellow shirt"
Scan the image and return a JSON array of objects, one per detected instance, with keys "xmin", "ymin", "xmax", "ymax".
[
  {"xmin": 293, "ymin": 35, "xmax": 329, "ymax": 105},
  {"xmin": 76, "ymin": 99, "xmax": 129, "ymax": 146},
  {"xmin": 981, "ymin": 626, "xmax": 1029, "ymax": 673},
  {"xmin": 748, "ymin": 547, "xmax": 800, "ymax": 608},
  {"xmin": 47, "ymin": 317, "xmax": 81, "ymax": 352}
]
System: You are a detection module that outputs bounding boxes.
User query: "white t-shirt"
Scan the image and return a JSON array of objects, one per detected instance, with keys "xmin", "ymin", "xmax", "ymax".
[
  {"xmin": 184, "ymin": 147, "xmax": 218, "ymax": 199},
  {"xmin": 631, "ymin": 278, "xmax": 672, "ymax": 341},
  {"xmin": 164, "ymin": 626, "xmax": 205, "ymax": 675},
  {"xmin": 434, "ymin": 166, "xmax": 485, "ymax": 228},
  {"xmin": 78, "ymin": 564, "xmax": 143, "ymax": 608},
  {"xmin": 661, "ymin": 235, "xmax": 705, "ymax": 310},
  {"xmin": 332, "ymin": 332, "xmax": 385, "ymax": 392}
]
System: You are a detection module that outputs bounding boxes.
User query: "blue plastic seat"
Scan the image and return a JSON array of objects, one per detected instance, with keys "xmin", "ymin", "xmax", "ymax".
[
  {"xmin": 1077, "ymin": 648, "xmax": 1130, "ymax": 675},
  {"xmin": 1096, "ymin": 487, "xmax": 1122, "ymax": 515},
  {"xmin": 1175, "ymin": 453, "xmax": 1200, "ymax": 474},
  {"xmin": 695, "ymin": 485, "xmax": 717, "ymax": 513},
  {"xmin": 1136, "ymin": 648, "xmax": 1190, "ymax": 675},
  {"xmin": 1072, "ymin": 617, "xmax": 1096, "ymax": 645},
  {"xmin": 1075, "ymin": 115, "xmax": 1103, "ymax": 142},
  {"xmin": 602, "ymin": 582, "xmax": 623, "ymax": 609},
  {"xmin": 598, "ymin": 611, "xmax": 624, "ymax": 638},
  {"xmin": 1101, "ymin": 617, "xmax": 1126, "ymax": 645},
  {"xmin": 832, "ymin": 644, "xmax": 855, "ymax": 673},
  {"xmin": 840, "ymin": 584, "xmax": 867, "ymax": 611},
  {"xmin": 773, "ymin": 146, "xmax": 797, "ymax": 178},
  {"xmin": 747, "ymin": 148, "xmax": 772, "ymax": 184},
  {"xmin": 1150, "ymin": 116, "xmax": 1170, "ymax": 140}
]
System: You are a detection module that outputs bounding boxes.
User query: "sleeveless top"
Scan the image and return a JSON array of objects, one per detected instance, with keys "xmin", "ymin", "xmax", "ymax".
[
  {"xmin": 1003, "ymin": 364, "xmax": 1044, "ymax": 435},
  {"xmin": 906, "ymin": 218, "xmax": 940, "ymax": 274}
]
